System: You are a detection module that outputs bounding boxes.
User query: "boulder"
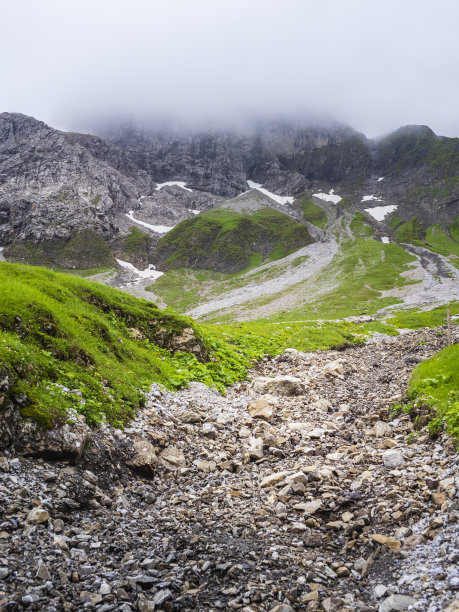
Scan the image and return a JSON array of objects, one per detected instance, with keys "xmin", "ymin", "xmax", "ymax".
[
  {"xmin": 252, "ymin": 376, "xmax": 304, "ymax": 396},
  {"xmin": 14, "ymin": 420, "xmax": 91, "ymax": 464},
  {"xmin": 126, "ymin": 436, "xmax": 157, "ymax": 476}
]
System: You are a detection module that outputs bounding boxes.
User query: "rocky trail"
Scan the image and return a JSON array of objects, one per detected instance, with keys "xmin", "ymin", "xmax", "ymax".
[{"xmin": 1, "ymin": 328, "xmax": 458, "ymax": 612}]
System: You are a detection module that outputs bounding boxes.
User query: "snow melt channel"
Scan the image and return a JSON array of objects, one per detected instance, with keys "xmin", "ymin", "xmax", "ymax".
[
  {"xmin": 116, "ymin": 259, "xmax": 164, "ymax": 280},
  {"xmin": 155, "ymin": 181, "xmax": 193, "ymax": 192},
  {"xmin": 364, "ymin": 205, "xmax": 397, "ymax": 221},
  {"xmin": 312, "ymin": 189, "xmax": 342, "ymax": 204},
  {"xmin": 126, "ymin": 211, "xmax": 175, "ymax": 234},
  {"xmin": 247, "ymin": 180, "xmax": 294, "ymax": 205}
]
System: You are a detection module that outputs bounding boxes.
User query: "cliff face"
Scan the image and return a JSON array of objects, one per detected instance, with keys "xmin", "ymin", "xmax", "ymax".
[
  {"xmin": 104, "ymin": 120, "xmax": 370, "ymax": 197},
  {"xmin": 0, "ymin": 113, "xmax": 150, "ymax": 245}
]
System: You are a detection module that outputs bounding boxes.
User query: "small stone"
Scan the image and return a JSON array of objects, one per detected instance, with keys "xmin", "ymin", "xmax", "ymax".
[
  {"xmin": 0, "ymin": 567, "xmax": 9, "ymax": 580},
  {"xmin": 159, "ymin": 445, "xmax": 186, "ymax": 469},
  {"xmin": 294, "ymin": 499, "xmax": 322, "ymax": 514},
  {"xmin": 99, "ymin": 582, "xmax": 111, "ymax": 595},
  {"xmin": 374, "ymin": 421, "xmax": 391, "ymax": 437},
  {"xmin": 151, "ymin": 589, "xmax": 172, "ymax": 607},
  {"xmin": 269, "ymin": 605, "xmax": 296, "ymax": 612},
  {"xmin": 245, "ymin": 436, "xmax": 264, "ymax": 460},
  {"xmin": 291, "ymin": 522, "xmax": 307, "ymax": 532},
  {"xmin": 374, "ymin": 584, "xmax": 387, "ymax": 598},
  {"xmin": 197, "ymin": 460, "xmax": 217, "ymax": 472},
  {"xmin": 425, "ymin": 476, "xmax": 439, "ymax": 489},
  {"xmin": 202, "ymin": 423, "xmax": 217, "ymax": 438},
  {"xmin": 0, "ymin": 456, "xmax": 10, "ymax": 472},
  {"xmin": 247, "ymin": 399, "xmax": 274, "ymax": 422},
  {"xmin": 432, "ymin": 491, "xmax": 446, "ymax": 506},
  {"xmin": 26, "ymin": 506, "xmax": 50, "ymax": 524},
  {"xmin": 370, "ymin": 534, "xmax": 401, "ymax": 550},
  {"xmin": 260, "ymin": 471, "xmax": 289, "ymax": 488},
  {"xmin": 382, "ymin": 449, "xmax": 404, "ymax": 469},
  {"xmin": 36, "ymin": 562, "xmax": 51, "ymax": 581}
]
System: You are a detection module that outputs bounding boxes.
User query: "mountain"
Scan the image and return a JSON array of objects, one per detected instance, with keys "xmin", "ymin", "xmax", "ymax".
[{"xmin": 0, "ymin": 112, "xmax": 458, "ymax": 318}]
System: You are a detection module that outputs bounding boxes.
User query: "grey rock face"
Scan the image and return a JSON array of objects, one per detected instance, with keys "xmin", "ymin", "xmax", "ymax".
[{"xmin": 104, "ymin": 119, "xmax": 370, "ymax": 197}]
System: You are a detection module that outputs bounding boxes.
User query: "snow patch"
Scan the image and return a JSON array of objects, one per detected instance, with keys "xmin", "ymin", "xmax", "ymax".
[
  {"xmin": 0, "ymin": 247, "xmax": 4, "ymax": 262},
  {"xmin": 116, "ymin": 259, "xmax": 164, "ymax": 280},
  {"xmin": 126, "ymin": 211, "xmax": 175, "ymax": 234},
  {"xmin": 377, "ymin": 177, "xmax": 384, "ymax": 182},
  {"xmin": 364, "ymin": 205, "xmax": 397, "ymax": 221},
  {"xmin": 155, "ymin": 181, "xmax": 193, "ymax": 192},
  {"xmin": 381, "ymin": 237, "xmax": 390, "ymax": 243},
  {"xmin": 312, "ymin": 189, "xmax": 342, "ymax": 204},
  {"xmin": 247, "ymin": 180, "xmax": 294, "ymax": 205},
  {"xmin": 362, "ymin": 195, "xmax": 383, "ymax": 202},
  {"xmin": 189, "ymin": 209, "xmax": 200, "ymax": 215}
]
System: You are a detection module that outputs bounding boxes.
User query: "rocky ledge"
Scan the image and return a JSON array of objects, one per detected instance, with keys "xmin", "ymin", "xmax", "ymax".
[{"xmin": 0, "ymin": 328, "xmax": 458, "ymax": 611}]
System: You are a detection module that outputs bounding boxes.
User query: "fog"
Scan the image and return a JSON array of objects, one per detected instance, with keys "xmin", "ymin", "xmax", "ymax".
[{"xmin": 2, "ymin": 0, "xmax": 459, "ymax": 137}]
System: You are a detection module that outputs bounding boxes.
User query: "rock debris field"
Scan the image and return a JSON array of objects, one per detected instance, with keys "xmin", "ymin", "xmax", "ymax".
[{"xmin": 0, "ymin": 328, "xmax": 458, "ymax": 612}]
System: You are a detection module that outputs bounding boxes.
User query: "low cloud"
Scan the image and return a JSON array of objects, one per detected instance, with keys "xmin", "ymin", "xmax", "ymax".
[{"xmin": 2, "ymin": 0, "xmax": 459, "ymax": 137}]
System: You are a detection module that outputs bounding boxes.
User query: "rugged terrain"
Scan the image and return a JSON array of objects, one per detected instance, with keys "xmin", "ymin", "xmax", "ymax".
[{"xmin": 0, "ymin": 327, "xmax": 458, "ymax": 611}]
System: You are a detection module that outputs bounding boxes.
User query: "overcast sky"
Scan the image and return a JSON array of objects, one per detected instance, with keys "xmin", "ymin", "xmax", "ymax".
[{"xmin": 2, "ymin": 0, "xmax": 459, "ymax": 138}]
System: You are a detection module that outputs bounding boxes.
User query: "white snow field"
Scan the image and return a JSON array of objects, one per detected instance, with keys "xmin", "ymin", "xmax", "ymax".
[
  {"xmin": 115, "ymin": 259, "xmax": 164, "ymax": 280},
  {"xmin": 312, "ymin": 189, "xmax": 342, "ymax": 204},
  {"xmin": 126, "ymin": 211, "xmax": 175, "ymax": 233},
  {"xmin": 155, "ymin": 181, "xmax": 193, "ymax": 192},
  {"xmin": 247, "ymin": 180, "xmax": 294, "ymax": 205},
  {"xmin": 362, "ymin": 195, "xmax": 383, "ymax": 202},
  {"xmin": 364, "ymin": 205, "xmax": 397, "ymax": 221}
]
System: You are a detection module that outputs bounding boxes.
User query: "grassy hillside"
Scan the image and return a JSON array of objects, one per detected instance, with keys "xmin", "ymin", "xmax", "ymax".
[
  {"xmin": 1, "ymin": 263, "xmax": 394, "ymax": 430},
  {"xmin": 300, "ymin": 198, "xmax": 328, "ymax": 229},
  {"xmin": 407, "ymin": 345, "xmax": 459, "ymax": 439},
  {"xmin": 155, "ymin": 207, "xmax": 313, "ymax": 273},
  {"xmin": 0, "ymin": 263, "xmax": 260, "ymax": 428},
  {"xmin": 5, "ymin": 230, "xmax": 117, "ymax": 269},
  {"xmin": 377, "ymin": 126, "xmax": 459, "ymax": 176}
]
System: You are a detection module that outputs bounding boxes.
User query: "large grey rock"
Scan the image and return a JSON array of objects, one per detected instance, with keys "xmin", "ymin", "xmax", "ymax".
[
  {"xmin": 379, "ymin": 594, "xmax": 417, "ymax": 612},
  {"xmin": 382, "ymin": 449, "xmax": 405, "ymax": 469}
]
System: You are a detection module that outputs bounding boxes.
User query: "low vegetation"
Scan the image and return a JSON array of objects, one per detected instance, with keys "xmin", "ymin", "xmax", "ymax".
[
  {"xmin": 300, "ymin": 198, "xmax": 328, "ymax": 229},
  {"xmin": 5, "ymin": 230, "xmax": 116, "ymax": 269},
  {"xmin": 386, "ymin": 303, "xmax": 459, "ymax": 329},
  {"xmin": 407, "ymin": 345, "xmax": 459, "ymax": 440}
]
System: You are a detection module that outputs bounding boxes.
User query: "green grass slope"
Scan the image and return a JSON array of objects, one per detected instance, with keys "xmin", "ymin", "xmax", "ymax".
[
  {"xmin": 407, "ymin": 345, "xmax": 459, "ymax": 439},
  {"xmin": 0, "ymin": 263, "xmax": 266, "ymax": 428},
  {"xmin": 155, "ymin": 207, "xmax": 313, "ymax": 273},
  {"xmin": 5, "ymin": 230, "xmax": 117, "ymax": 269},
  {"xmin": 300, "ymin": 198, "xmax": 328, "ymax": 229},
  {"xmin": 1, "ymin": 263, "xmax": 402, "ymax": 431}
]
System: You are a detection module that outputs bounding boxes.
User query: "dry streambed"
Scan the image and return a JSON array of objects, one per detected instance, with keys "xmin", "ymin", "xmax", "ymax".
[{"xmin": 0, "ymin": 328, "xmax": 458, "ymax": 611}]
